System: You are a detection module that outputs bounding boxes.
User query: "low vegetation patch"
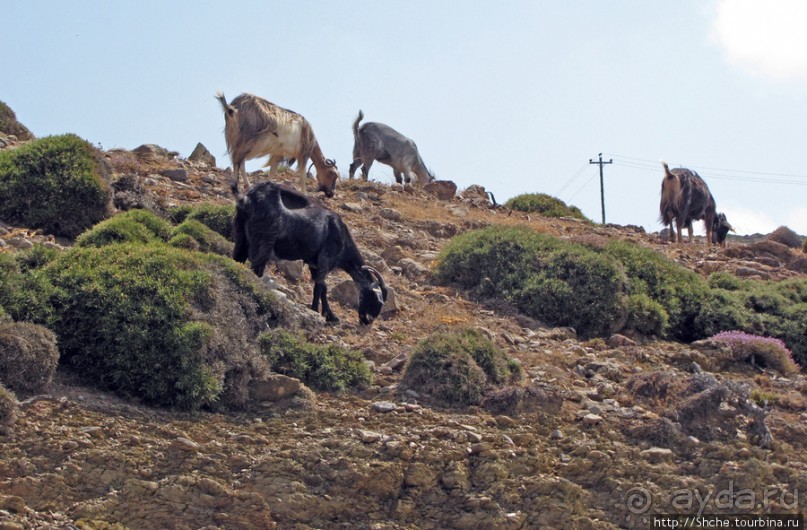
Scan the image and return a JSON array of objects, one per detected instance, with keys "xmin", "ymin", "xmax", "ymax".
[
  {"xmin": 710, "ymin": 331, "xmax": 799, "ymax": 376},
  {"xmin": 0, "ymin": 101, "xmax": 34, "ymax": 140},
  {"xmin": 0, "ymin": 250, "xmax": 57, "ymax": 324},
  {"xmin": 0, "ymin": 322, "xmax": 59, "ymax": 396},
  {"xmin": 169, "ymin": 203, "xmax": 235, "ymax": 238},
  {"xmin": 438, "ymin": 227, "xmax": 807, "ymax": 369},
  {"xmin": 258, "ymin": 330, "xmax": 372, "ymax": 391},
  {"xmin": 0, "ymin": 134, "xmax": 111, "ymax": 237},
  {"xmin": 437, "ymin": 226, "xmax": 627, "ymax": 338},
  {"xmin": 403, "ymin": 329, "xmax": 522, "ymax": 407},
  {"xmin": 78, "ymin": 209, "xmax": 232, "ymax": 256},
  {"xmin": 33, "ymin": 243, "xmax": 281, "ymax": 409},
  {"xmin": 168, "ymin": 219, "xmax": 233, "ymax": 256},
  {"xmin": 76, "ymin": 209, "xmax": 172, "ymax": 247},
  {"xmin": 505, "ymin": 193, "xmax": 589, "ymax": 221}
]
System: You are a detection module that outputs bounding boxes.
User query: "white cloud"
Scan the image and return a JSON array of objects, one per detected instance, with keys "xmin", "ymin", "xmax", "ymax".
[
  {"xmin": 719, "ymin": 204, "xmax": 778, "ymax": 236},
  {"xmin": 712, "ymin": 0, "xmax": 807, "ymax": 81}
]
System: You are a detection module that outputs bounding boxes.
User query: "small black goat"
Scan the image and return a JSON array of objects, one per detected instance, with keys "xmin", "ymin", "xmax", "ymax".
[{"xmin": 232, "ymin": 181, "xmax": 387, "ymax": 325}]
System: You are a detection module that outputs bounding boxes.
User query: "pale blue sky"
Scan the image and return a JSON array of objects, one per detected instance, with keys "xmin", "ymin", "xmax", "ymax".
[{"xmin": 3, "ymin": 1, "xmax": 807, "ymax": 235}]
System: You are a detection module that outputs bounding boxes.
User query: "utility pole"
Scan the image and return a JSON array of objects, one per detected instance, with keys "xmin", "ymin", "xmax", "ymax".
[{"xmin": 589, "ymin": 153, "xmax": 612, "ymax": 224}]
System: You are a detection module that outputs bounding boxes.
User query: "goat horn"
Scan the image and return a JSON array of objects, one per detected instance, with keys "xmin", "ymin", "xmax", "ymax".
[{"xmin": 362, "ymin": 265, "xmax": 386, "ymax": 291}]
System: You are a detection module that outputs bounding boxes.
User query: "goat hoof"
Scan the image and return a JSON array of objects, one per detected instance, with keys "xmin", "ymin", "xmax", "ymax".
[{"xmin": 325, "ymin": 314, "xmax": 340, "ymax": 325}]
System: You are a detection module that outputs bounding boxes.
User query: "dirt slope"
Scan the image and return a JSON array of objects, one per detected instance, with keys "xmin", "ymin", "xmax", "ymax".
[{"xmin": 0, "ymin": 146, "xmax": 805, "ymax": 529}]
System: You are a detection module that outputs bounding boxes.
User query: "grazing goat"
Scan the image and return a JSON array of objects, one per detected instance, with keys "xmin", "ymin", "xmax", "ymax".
[
  {"xmin": 232, "ymin": 181, "xmax": 387, "ymax": 325},
  {"xmin": 711, "ymin": 212, "xmax": 734, "ymax": 247},
  {"xmin": 348, "ymin": 110, "xmax": 435, "ymax": 186},
  {"xmin": 217, "ymin": 92, "xmax": 339, "ymax": 198},
  {"xmin": 659, "ymin": 161, "xmax": 726, "ymax": 246}
]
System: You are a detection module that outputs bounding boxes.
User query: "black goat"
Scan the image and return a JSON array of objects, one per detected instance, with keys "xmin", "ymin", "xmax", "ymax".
[{"xmin": 232, "ymin": 181, "xmax": 387, "ymax": 325}]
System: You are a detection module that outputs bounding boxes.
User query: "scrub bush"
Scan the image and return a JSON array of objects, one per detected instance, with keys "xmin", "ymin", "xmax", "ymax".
[
  {"xmin": 76, "ymin": 208, "xmax": 172, "ymax": 247},
  {"xmin": 0, "ymin": 322, "xmax": 59, "ymax": 396},
  {"xmin": 710, "ymin": 331, "xmax": 799, "ymax": 375},
  {"xmin": 505, "ymin": 193, "xmax": 589, "ymax": 221},
  {"xmin": 403, "ymin": 329, "xmax": 522, "ymax": 407},
  {"xmin": 168, "ymin": 219, "xmax": 233, "ymax": 256},
  {"xmin": 0, "ymin": 134, "xmax": 112, "ymax": 237},
  {"xmin": 41, "ymin": 243, "xmax": 281, "ymax": 409},
  {"xmin": 437, "ymin": 226, "xmax": 627, "ymax": 338},
  {"xmin": 258, "ymin": 330, "xmax": 372, "ymax": 391},
  {"xmin": 169, "ymin": 203, "xmax": 234, "ymax": 238}
]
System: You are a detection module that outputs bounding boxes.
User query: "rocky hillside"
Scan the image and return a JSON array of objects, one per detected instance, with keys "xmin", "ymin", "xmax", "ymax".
[{"xmin": 0, "ymin": 131, "xmax": 806, "ymax": 529}]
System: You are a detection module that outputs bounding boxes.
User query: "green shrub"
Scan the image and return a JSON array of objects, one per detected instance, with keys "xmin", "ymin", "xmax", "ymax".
[
  {"xmin": 603, "ymin": 240, "xmax": 719, "ymax": 342},
  {"xmin": 693, "ymin": 289, "xmax": 753, "ymax": 339},
  {"xmin": 169, "ymin": 219, "xmax": 233, "ymax": 256},
  {"xmin": 258, "ymin": 330, "xmax": 372, "ymax": 391},
  {"xmin": 0, "ymin": 134, "xmax": 111, "ymax": 238},
  {"xmin": 518, "ymin": 247, "xmax": 626, "ymax": 337},
  {"xmin": 76, "ymin": 209, "xmax": 172, "ymax": 247},
  {"xmin": 169, "ymin": 203, "xmax": 234, "ymax": 238},
  {"xmin": 15, "ymin": 243, "xmax": 62, "ymax": 271},
  {"xmin": 709, "ymin": 271, "xmax": 743, "ymax": 291},
  {"xmin": 0, "ymin": 252, "xmax": 56, "ymax": 324},
  {"xmin": 436, "ymin": 226, "xmax": 556, "ymax": 297},
  {"xmin": 0, "ymin": 322, "xmax": 59, "ymax": 396},
  {"xmin": 625, "ymin": 294, "xmax": 669, "ymax": 337},
  {"xmin": 449, "ymin": 329, "xmax": 522, "ymax": 385},
  {"xmin": 403, "ymin": 332, "xmax": 490, "ymax": 407},
  {"xmin": 765, "ymin": 304, "xmax": 807, "ymax": 369},
  {"xmin": 505, "ymin": 193, "xmax": 589, "ymax": 221},
  {"xmin": 438, "ymin": 227, "xmax": 626, "ymax": 338},
  {"xmin": 0, "ymin": 101, "xmax": 34, "ymax": 140},
  {"xmin": 39, "ymin": 243, "xmax": 281, "ymax": 409}
]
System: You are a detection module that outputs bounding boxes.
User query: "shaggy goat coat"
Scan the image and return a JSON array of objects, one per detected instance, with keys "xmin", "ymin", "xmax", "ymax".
[{"xmin": 659, "ymin": 162, "xmax": 718, "ymax": 245}]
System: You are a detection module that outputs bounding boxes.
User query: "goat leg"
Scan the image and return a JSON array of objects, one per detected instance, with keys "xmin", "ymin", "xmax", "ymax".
[
  {"xmin": 312, "ymin": 281, "xmax": 339, "ymax": 323},
  {"xmin": 348, "ymin": 158, "xmax": 362, "ymax": 179}
]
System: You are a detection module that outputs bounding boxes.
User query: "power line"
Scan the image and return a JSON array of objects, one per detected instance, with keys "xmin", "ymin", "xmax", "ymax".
[
  {"xmin": 610, "ymin": 160, "xmax": 807, "ymax": 186},
  {"xmin": 556, "ymin": 163, "xmax": 589, "ymax": 196},
  {"xmin": 567, "ymin": 168, "xmax": 599, "ymax": 202},
  {"xmin": 605, "ymin": 152, "xmax": 807, "ymax": 180}
]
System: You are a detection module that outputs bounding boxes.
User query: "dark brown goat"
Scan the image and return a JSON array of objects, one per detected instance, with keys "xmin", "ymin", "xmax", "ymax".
[
  {"xmin": 217, "ymin": 92, "xmax": 339, "ymax": 198},
  {"xmin": 659, "ymin": 162, "xmax": 723, "ymax": 245}
]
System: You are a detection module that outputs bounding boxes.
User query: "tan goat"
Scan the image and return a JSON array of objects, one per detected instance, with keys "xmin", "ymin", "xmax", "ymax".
[{"xmin": 216, "ymin": 92, "xmax": 339, "ymax": 197}]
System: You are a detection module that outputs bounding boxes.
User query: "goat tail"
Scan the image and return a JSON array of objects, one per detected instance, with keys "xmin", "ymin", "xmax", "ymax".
[
  {"xmin": 216, "ymin": 91, "xmax": 236, "ymax": 119},
  {"xmin": 352, "ymin": 110, "xmax": 364, "ymax": 140},
  {"xmin": 661, "ymin": 160, "xmax": 674, "ymax": 177},
  {"xmin": 232, "ymin": 202, "xmax": 249, "ymax": 263}
]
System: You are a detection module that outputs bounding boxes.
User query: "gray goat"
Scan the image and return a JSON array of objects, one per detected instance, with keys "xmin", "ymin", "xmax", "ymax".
[
  {"xmin": 217, "ymin": 92, "xmax": 339, "ymax": 198},
  {"xmin": 348, "ymin": 111, "xmax": 435, "ymax": 186}
]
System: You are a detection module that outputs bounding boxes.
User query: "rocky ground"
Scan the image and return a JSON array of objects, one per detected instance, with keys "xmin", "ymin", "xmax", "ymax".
[{"xmin": 0, "ymin": 142, "xmax": 806, "ymax": 529}]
